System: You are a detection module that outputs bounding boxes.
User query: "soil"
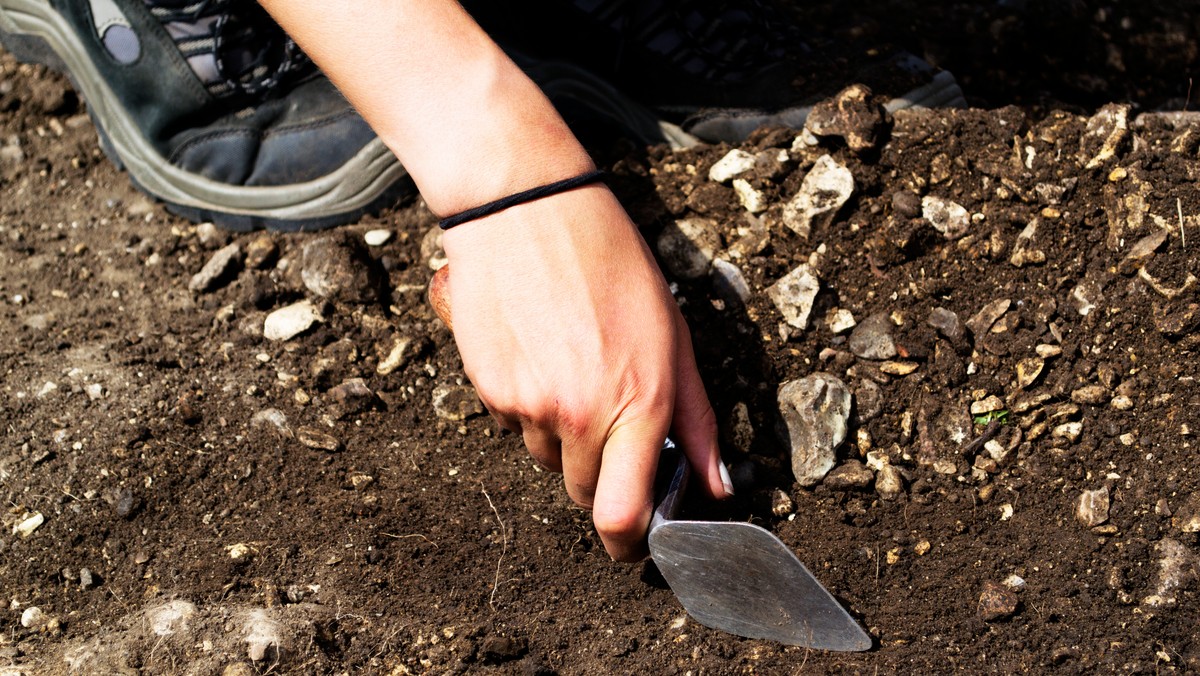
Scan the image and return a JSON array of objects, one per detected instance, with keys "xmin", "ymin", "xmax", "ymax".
[{"xmin": 3, "ymin": 2, "xmax": 1200, "ymax": 674}]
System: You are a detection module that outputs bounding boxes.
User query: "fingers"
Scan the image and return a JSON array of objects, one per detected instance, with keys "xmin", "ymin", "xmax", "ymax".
[
  {"xmin": 591, "ymin": 418, "xmax": 670, "ymax": 562},
  {"xmin": 669, "ymin": 313, "xmax": 735, "ymax": 499},
  {"xmin": 521, "ymin": 425, "xmax": 564, "ymax": 473}
]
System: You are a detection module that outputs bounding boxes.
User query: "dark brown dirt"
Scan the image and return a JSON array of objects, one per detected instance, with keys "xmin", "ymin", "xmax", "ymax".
[{"xmin": 3, "ymin": 2, "xmax": 1200, "ymax": 674}]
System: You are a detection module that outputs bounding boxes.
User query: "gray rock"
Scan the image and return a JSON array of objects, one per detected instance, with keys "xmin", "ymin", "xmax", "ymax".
[
  {"xmin": 250, "ymin": 408, "xmax": 292, "ymax": 437},
  {"xmin": 710, "ymin": 259, "xmax": 752, "ymax": 307},
  {"xmin": 767, "ymin": 263, "xmax": 820, "ymax": 330},
  {"xmin": 79, "ymin": 567, "xmax": 95, "ymax": 590},
  {"xmin": 656, "ymin": 218, "xmax": 722, "ymax": 280},
  {"xmin": 329, "ymin": 378, "xmax": 380, "ymax": 419},
  {"xmin": 848, "ymin": 313, "xmax": 897, "ymax": 360},
  {"xmin": 927, "ymin": 307, "xmax": 963, "ymax": 343},
  {"xmin": 966, "ymin": 298, "xmax": 1011, "ymax": 338},
  {"xmin": 803, "ymin": 84, "xmax": 885, "ymax": 153},
  {"xmin": 263, "ymin": 301, "xmax": 323, "ymax": 341},
  {"xmin": 823, "ymin": 460, "xmax": 874, "ymax": 490},
  {"xmin": 781, "ymin": 154, "xmax": 854, "ymax": 239},
  {"xmin": 301, "ymin": 233, "xmax": 378, "ymax": 305},
  {"xmin": 432, "ymin": 384, "xmax": 485, "ymax": 421},
  {"xmin": 708, "ymin": 149, "xmax": 756, "ymax": 183},
  {"xmin": 1118, "ymin": 229, "xmax": 1168, "ymax": 275},
  {"xmin": 188, "ymin": 242, "xmax": 242, "ymax": 293},
  {"xmin": 777, "ymin": 373, "xmax": 852, "ymax": 487},
  {"xmin": 852, "ymin": 379, "xmax": 883, "ymax": 423},
  {"xmin": 921, "ymin": 195, "xmax": 971, "ymax": 240},
  {"xmin": 1076, "ymin": 487, "xmax": 1110, "ymax": 526}
]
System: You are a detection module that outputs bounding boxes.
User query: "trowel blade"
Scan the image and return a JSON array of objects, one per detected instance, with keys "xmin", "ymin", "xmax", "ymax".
[{"xmin": 649, "ymin": 520, "xmax": 872, "ymax": 651}]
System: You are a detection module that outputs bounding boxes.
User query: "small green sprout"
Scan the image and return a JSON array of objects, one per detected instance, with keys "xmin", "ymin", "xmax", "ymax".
[{"xmin": 973, "ymin": 409, "xmax": 1011, "ymax": 426}]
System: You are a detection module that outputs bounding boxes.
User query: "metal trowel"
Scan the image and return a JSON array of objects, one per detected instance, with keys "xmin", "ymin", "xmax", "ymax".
[{"xmin": 650, "ymin": 440, "xmax": 872, "ymax": 651}]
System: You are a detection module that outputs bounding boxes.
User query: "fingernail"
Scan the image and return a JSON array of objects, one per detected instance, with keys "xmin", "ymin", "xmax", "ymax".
[{"xmin": 718, "ymin": 460, "xmax": 735, "ymax": 496}]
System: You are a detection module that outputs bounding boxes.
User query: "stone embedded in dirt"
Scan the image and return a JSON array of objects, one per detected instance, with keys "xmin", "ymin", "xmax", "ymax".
[
  {"xmin": 1139, "ymin": 267, "xmax": 1198, "ymax": 299},
  {"xmin": 970, "ymin": 396, "xmax": 1005, "ymax": 416},
  {"xmin": 656, "ymin": 218, "xmax": 722, "ymax": 281},
  {"xmin": 781, "ymin": 154, "xmax": 853, "ymax": 239},
  {"xmin": 767, "ymin": 263, "xmax": 820, "ymax": 330},
  {"xmin": 1152, "ymin": 301, "xmax": 1200, "ymax": 337},
  {"xmin": 263, "ymin": 301, "xmax": 323, "ymax": 341},
  {"xmin": 1070, "ymin": 276, "xmax": 1107, "ymax": 316},
  {"xmin": 1052, "ymin": 422, "xmax": 1083, "ymax": 444},
  {"xmin": 708, "ymin": 149, "xmax": 756, "ymax": 183},
  {"xmin": 977, "ymin": 581, "xmax": 1019, "ymax": 622},
  {"xmin": 875, "ymin": 464, "xmax": 904, "ymax": 500},
  {"xmin": 242, "ymin": 608, "xmax": 289, "ymax": 662},
  {"xmin": 301, "ymin": 233, "xmax": 380, "ymax": 305},
  {"xmin": 921, "ymin": 195, "xmax": 971, "ymax": 240},
  {"xmin": 1015, "ymin": 357, "xmax": 1045, "ymax": 390},
  {"xmin": 376, "ymin": 335, "xmax": 423, "ymax": 376},
  {"xmin": 826, "ymin": 308, "xmax": 856, "ymax": 334},
  {"xmin": 244, "ymin": 234, "xmax": 279, "ymax": 270},
  {"xmin": 328, "ymin": 378, "xmax": 381, "ymax": 419},
  {"xmin": 731, "ymin": 178, "xmax": 767, "ymax": 214},
  {"xmin": 13, "ymin": 511, "xmax": 44, "ymax": 538},
  {"xmin": 79, "ymin": 567, "xmax": 96, "ymax": 590},
  {"xmin": 1071, "ymin": 385, "xmax": 1109, "ymax": 405},
  {"xmin": 926, "ymin": 307, "xmax": 963, "ymax": 343},
  {"xmin": 853, "ymin": 379, "xmax": 883, "ymax": 424},
  {"xmin": 803, "ymin": 84, "xmax": 886, "ymax": 153},
  {"xmin": 726, "ymin": 214, "xmax": 770, "ymax": 259},
  {"xmin": 421, "ymin": 226, "xmax": 448, "ymax": 271},
  {"xmin": 296, "ymin": 426, "xmax": 342, "ymax": 452},
  {"xmin": 251, "ymin": 408, "xmax": 292, "ymax": 437},
  {"xmin": 710, "ymin": 258, "xmax": 752, "ymax": 307},
  {"xmin": 194, "ymin": 222, "xmax": 220, "ymax": 247},
  {"xmin": 1080, "ymin": 103, "xmax": 1131, "ymax": 169},
  {"xmin": 848, "ymin": 313, "xmax": 897, "ymax": 360},
  {"xmin": 1009, "ymin": 219, "xmax": 1046, "ymax": 267},
  {"xmin": 480, "ymin": 635, "xmax": 529, "ymax": 664},
  {"xmin": 1171, "ymin": 494, "xmax": 1200, "ymax": 533},
  {"xmin": 148, "ymin": 600, "xmax": 197, "ymax": 637},
  {"xmin": 1076, "ymin": 487, "xmax": 1110, "ymax": 527},
  {"xmin": 1142, "ymin": 539, "xmax": 1198, "ymax": 608},
  {"xmin": 771, "ymin": 488, "xmax": 794, "ymax": 516},
  {"xmin": 721, "ymin": 401, "xmax": 755, "ymax": 456},
  {"xmin": 20, "ymin": 606, "xmax": 47, "ymax": 630},
  {"xmin": 823, "ymin": 460, "xmax": 874, "ymax": 491},
  {"xmin": 1117, "ymin": 228, "xmax": 1168, "ymax": 275},
  {"xmin": 432, "ymin": 384, "xmax": 485, "ymax": 421},
  {"xmin": 363, "ymin": 229, "xmax": 393, "ymax": 247},
  {"xmin": 966, "ymin": 299, "xmax": 1010, "ymax": 338},
  {"xmin": 188, "ymin": 242, "xmax": 242, "ymax": 293},
  {"xmin": 777, "ymin": 373, "xmax": 852, "ymax": 487},
  {"xmin": 879, "ymin": 361, "xmax": 918, "ymax": 376}
]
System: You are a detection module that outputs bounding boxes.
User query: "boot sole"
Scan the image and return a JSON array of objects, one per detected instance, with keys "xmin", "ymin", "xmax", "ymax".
[{"xmin": 0, "ymin": 0, "xmax": 412, "ymax": 231}]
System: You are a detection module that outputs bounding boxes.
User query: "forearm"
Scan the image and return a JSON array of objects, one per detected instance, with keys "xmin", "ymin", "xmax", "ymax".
[{"xmin": 258, "ymin": 0, "xmax": 594, "ymax": 216}]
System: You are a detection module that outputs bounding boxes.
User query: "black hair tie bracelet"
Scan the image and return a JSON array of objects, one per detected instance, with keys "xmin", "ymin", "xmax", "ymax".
[{"xmin": 438, "ymin": 169, "xmax": 607, "ymax": 230}]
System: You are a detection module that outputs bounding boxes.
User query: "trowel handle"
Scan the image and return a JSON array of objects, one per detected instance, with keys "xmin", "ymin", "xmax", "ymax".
[{"xmin": 650, "ymin": 439, "xmax": 690, "ymax": 531}]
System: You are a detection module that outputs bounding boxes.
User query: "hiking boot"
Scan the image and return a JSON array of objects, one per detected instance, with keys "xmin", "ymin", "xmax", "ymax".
[
  {"xmin": 0, "ymin": 0, "xmax": 411, "ymax": 231},
  {"xmin": 465, "ymin": 0, "xmax": 966, "ymax": 144}
]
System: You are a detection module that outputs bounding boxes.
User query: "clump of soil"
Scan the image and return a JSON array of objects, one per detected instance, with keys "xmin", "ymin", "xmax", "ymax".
[{"xmin": 2, "ymin": 2, "xmax": 1199, "ymax": 674}]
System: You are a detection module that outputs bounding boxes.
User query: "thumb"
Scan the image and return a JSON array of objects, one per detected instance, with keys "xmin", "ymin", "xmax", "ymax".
[
  {"xmin": 669, "ymin": 313, "xmax": 734, "ymax": 500},
  {"xmin": 591, "ymin": 417, "xmax": 669, "ymax": 562}
]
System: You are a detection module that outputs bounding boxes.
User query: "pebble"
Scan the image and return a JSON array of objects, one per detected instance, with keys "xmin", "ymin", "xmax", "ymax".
[
  {"xmin": 328, "ymin": 378, "xmax": 380, "ymax": 419},
  {"xmin": 771, "ymin": 489, "xmax": 794, "ymax": 516},
  {"xmin": 244, "ymin": 235, "xmax": 279, "ymax": 269},
  {"xmin": 1015, "ymin": 357, "xmax": 1044, "ymax": 389},
  {"xmin": 363, "ymin": 229, "xmax": 394, "ymax": 247},
  {"xmin": 731, "ymin": 178, "xmax": 767, "ymax": 213},
  {"xmin": 85, "ymin": 383, "xmax": 105, "ymax": 400},
  {"xmin": 826, "ymin": 308, "xmax": 856, "ymax": 334},
  {"xmin": 1071, "ymin": 385, "xmax": 1109, "ymax": 405},
  {"xmin": 1052, "ymin": 422, "xmax": 1082, "ymax": 443},
  {"xmin": 263, "ymin": 301, "xmax": 323, "ymax": 341},
  {"xmin": 20, "ymin": 606, "xmax": 46, "ymax": 629},
  {"xmin": 1081, "ymin": 103, "xmax": 1130, "ymax": 169},
  {"xmin": 300, "ymin": 233, "xmax": 378, "ymax": 305},
  {"xmin": 242, "ymin": 608, "xmax": 287, "ymax": 662},
  {"xmin": 879, "ymin": 361, "xmax": 918, "ymax": 376},
  {"xmin": 926, "ymin": 307, "xmax": 964, "ymax": 343},
  {"xmin": 250, "ymin": 408, "xmax": 291, "ymax": 437},
  {"xmin": 767, "ymin": 263, "xmax": 820, "ymax": 330},
  {"xmin": 978, "ymin": 581, "xmax": 1019, "ymax": 621},
  {"xmin": 710, "ymin": 258, "xmax": 752, "ymax": 307},
  {"xmin": 656, "ymin": 218, "xmax": 721, "ymax": 280},
  {"xmin": 79, "ymin": 567, "xmax": 95, "ymax": 590},
  {"xmin": 708, "ymin": 149, "xmax": 757, "ymax": 183},
  {"xmin": 1009, "ymin": 219, "xmax": 1047, "ymax": 267},
  {"xmin": 969, "ymin": 396, "xmax": 1004, "ymax": 415},
  {"xmin": 803, "ymin": 84, "xmax": 885, "ymax": 153},
  {"xmin": 188, "ymin": 242, "xmax": 242, "ymax": 293},
  {"xmin": 966, "ymin": 299, "xmax": 1010, "ymax": 338},
  {"xmin": 376, "ymin": 335, "xmax": 415, "ymax": 376},
  {"xmin": 823, "ymin": 460, "xmax": 874, "ymax": 490},
  {"xmin": 1035, "ymin": 344, "xmax": 1062, "ymax": 358},
  {"xmin": 848, "ymin": 313, "xmax": 897, "ymax": 360},
  {"xmin": 1076, "ymin": 487, "xmax": 1110, "ymax": 526},
  {"xmin": 296, "ymin": 426, "xmax": 342, "ymax": 452},
  {"xmin": 875, "ymin": 464, "xmax": 904, "ymax": 499},
  {"xmin": 12, "ymin": 512, "xmax": 44, "ymax": 538},
  {"xmin": 1070, "ymin": 278, "xmax": 1105, "ymax": 316},
  {"xmin": 432, "ymin": 384, "xmax": 485, "ymax": 421},
  {"xmin": 921, "ymin": 195, "xmax": 971, "ymax": 240},
  {"xmin": 1117, "ymin": 229, "xmax": 1168, "ymax": 274},
  {"xmin": 781, "ymin": 154, "xmax": 854, "ymax": 239},
  {"xmin": 722, "ymin": 401, "xmax": 755, "ymax": 455},
  {"xmin": 777, "ymin": 373, "xmax": 852, "ymax": 486},
  {"xmin": 1110, "ymin": 395, "xmax": 1134, "ymax": 411},
  {"xmin": 195, "ymin": 222, "xmax": 220, "ymax": 246}
]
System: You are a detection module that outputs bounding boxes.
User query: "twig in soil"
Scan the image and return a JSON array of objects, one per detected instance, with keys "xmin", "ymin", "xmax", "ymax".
[
  {"xmin": 481, "ymin": 483, "xmax": 509, "ymax": 610},
  {"xmin": 381, "ymin": 532, "xmax": 439, "ymax": 548},
  {"xmin": 1178, "ymin": 198, "xmax": 1186, "ymax": 250},
  {"xmin": 961, "ymin": 419, "xmax": 1002, "ymax": 457}
]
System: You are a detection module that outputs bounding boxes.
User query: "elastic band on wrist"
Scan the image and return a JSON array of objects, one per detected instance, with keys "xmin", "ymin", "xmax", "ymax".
[{"xmin": 438, "ymin": 169, "xmax": 607, "ymax": 230}]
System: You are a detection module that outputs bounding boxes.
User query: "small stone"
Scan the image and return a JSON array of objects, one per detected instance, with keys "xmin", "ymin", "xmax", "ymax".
[
  {"xmin": 708, "ymin": 149, "xmax": 757, "ymax": 183},
  {"xmin": 875, "ymin": 464, "xmax": 904, "ymax": 499},
  {"xmin": 886, "ymin": 549, "xmax": 901, "ymax": 565},
  {"xmin": 363, "ymin": 229, "xmax": 394, "ymax": 247},
  {"xmin": 188, "ymin": 243, "xmax": 242, "ymax": 293},
  {"xmin": 781, "ymin": 154, "xmax": 854, "ymax": 239},
  {"xmin": 242, "ymin": 609, "xmax": 287, "ymax": 662},
  {"xmin": 1076, "ymin": 487, "xmax": 1110, "ymax": 527},
  {"xmin": 926, "ymin": 307, "xmax": 963, "ymax": 343},
  {"xmin": 1172, "ymin": 494, "xmax": 1200, "ymax": 533},
  {"xmin": 422, "ymin": 226, "xmax": 448, "ymax": 271},
  {"xmin": 722, "ymin": 401, "xmax": 755, "ymax": 455},
  {"xmin": 13, "ymin": 512, "xmax": 44, "ymax": 538},
  {"xmin": 767, "ymin": 263, "xmax": 821, "ymax": 330},
  {"xmin": 1110, "ymin": 395, "xmax": 1134, "ymax": 411},
  {"xmin": 823, "ymin": 460, "xmax": 873, "ymax": 490},
  {"xmin": 1015, "ymin": 358, "xmax": 1045, "ymax": 389},
  {"xmin": 1035, "ymin": 344, "xmax": 1062, "ymax": 358},
  {"xmin": 1118, "ymin": 229, "xmax": 1168, "ymax": 275},
  {"xmin": 20, "ymin": 606, "xmax": 47, "ymax": 629},
  {"xmin": 879, "ymin": 361, "xmax": 918, "ymax": 376},
  {"xmin": 847, "ymin": 313, "xmax": 897, "ymax": 360},
  {"xmin": 376, "ymin": 335, "xmax": 416, "ymax": 376},
  {"xmin": 803, "ymin": 84, "xmax": 885, "ymax": 152},
  {"xmin": 1070, "ymin": 278, "xmax": 1106, "ymax": 316},
  {"xmin": 1071, "ymin": 385, "xmax": 1109, "ymax": 405},
  {"xmin": 228, "ymin": 543, "xmax": 254, "ymax": 560},
  {"xmin": 244, "ymin": 235, "xmax": 279, "ymax": 269},
  {"xmin": 1081, "ymin": 103, "xmax": 1130, "ymax": 169},
  {"xmin": 1052, "ymin": 422, "xmax": 1083, "ymax": 443},
  {"xmin": 250, "ymin": 408, "xmax": 291, "ymax": 437},
  {"xmin": 1141, "ymin": 539, "xmax": 1198, "ymax": 608},
  {"xmin": 922, "ymin": 195, "xmax": 971, "ymax": 240},
  {"xmin": 770, "ymin": 489, "xmax": 794, "ymax": 516},
  {"xmin": 432, "ymin": 384, "xmax": 485, "ymax": 421},
  {"xmin": 1009, "ymin": 219, "xmax": 1047, "ymax": 267},
  {"xmin": 195, "ymin": 222, "xmax": 221, "ymax": 246},
  {"xmin": 79, "ymin": 568, "xmax": 95, "ymax": 590},
  {"xmin": 1004, "ymin": 575, "xmax": 1027, "ymax": 591},
  {"xmin": 778, "ymin": 373, "xmax": 852, "ymax": 486},
  {"xmin": 710, "ymin": 259, "xmax": 752, "ymax": 307},
  {"xmin": 296, "ymin": 426, "xmax": 342, "ymax": 452},
  {"xmin": 966, "ymin": 299, "xmax": 1011, "ymax": 338},
  {"xmin": 328, "ymin": 378, "xmax": 380, "ymax": 419},
  {"xmin": 301, "ymin": 233, "xmax": 379, "ymax": 305},
  {"xmin": 914, "ymin": 540, "xmax": 931, "ymax": 556},
  {"xmin": 148, "ymin": 600, "xmax": 197, "ymax": 637},
  {"xmin": 933, "ymin": 459, "xmax": 959, "ymax": 475},
  {"xmin": 978, "ymin": 581, "xmax": 1019, "ymax": 621},
  {"xmin": 731, "ymin": 178, "xmax": 767, "ymax": 214},
  {"xmin": 826, "ymin": 308, "xmax": 856, "ymax": 334},
  {"xmin": 970, "ymin": 395, "xmax": 1005, "ymax": 416},
  {"xmin": 263, "ymin": 301, "xmax": 323, "ymax": 341},
  {"xmin": 656, "ymin": 218, "xmax": 721, "ymax": 280}
]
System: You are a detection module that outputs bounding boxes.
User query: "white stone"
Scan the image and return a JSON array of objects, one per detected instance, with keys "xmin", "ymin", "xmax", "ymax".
[
  {"xmin": 767, "ymin": 264, "xmax": 820, "ymax": 330},
  {"xmin": 1076, "ymin": 486, "xmax": 1110, "ymax": 527},
  {"xmin": 363, "ymin": 229, "xmax": 393, "ymax": 247},
  {"xmin": 12, "ymin": 512, "xmax": 44, "ymax": 538},
  {"xmin": 922, "ymin": 195, "xmax": 971, "ymax": 240},
  {"xmin": 731, "ymin": 178, "xmax": 767, "ymax": 214},
  {"xmin": 656, "ymin": 218, "xmax": 721, "ymax": 280},
  {"xmin": 781, "ymin": 155, "xmax": 854, "ymax": 239},
  {"xmin": 778, "ymin": 373, "xmax": 852, "ymax": 487},
  {"xmin": 263, "ymin": 301, "xmax": 323, "ymax": 341},
  {"xmin": 827, "ymin": 308, "xmax": 856, "ymax": 334},
  {"xmin": 708, "ymin": 149, "xmax": 756, "ymax": 183},
  {"xmin": 20, "ymin": 607, "xmax": 45, "ymax": 629}
]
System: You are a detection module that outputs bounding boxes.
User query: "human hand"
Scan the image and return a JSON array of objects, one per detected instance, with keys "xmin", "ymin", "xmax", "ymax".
[{"xmin": 433, "ymin": 184, "xmax": 733, "ymax": 561}]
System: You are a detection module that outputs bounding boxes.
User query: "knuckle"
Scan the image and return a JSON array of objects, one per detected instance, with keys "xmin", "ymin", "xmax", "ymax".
[{"xmin": 591, "ymin": 503, "xmax": 647, "ymax": 545}]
